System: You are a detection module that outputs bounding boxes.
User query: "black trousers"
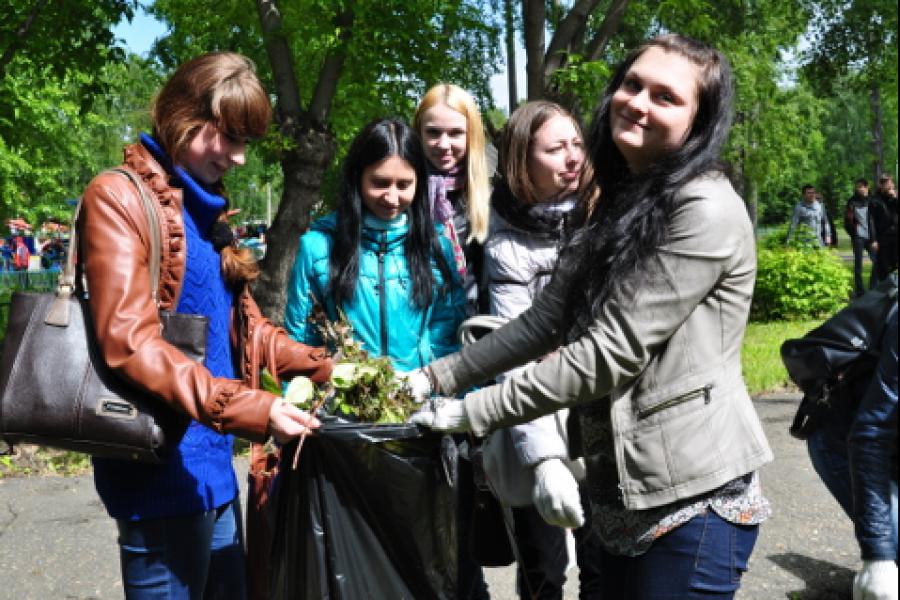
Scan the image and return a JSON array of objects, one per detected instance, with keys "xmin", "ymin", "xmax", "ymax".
[
  {"xmin": 851, "ymin": 236, "xmax": 877, "ymax": 297},
  {"xmin": 875, "ymin": 236, "xmax": 898, "ymax": 282},
  {"xmin": 512, "ymin": 487, "xmax": 604, "ymax": 600},
  {"xmin": 457, "ymin": 455, "xmax": 491, "ymax": 600}
]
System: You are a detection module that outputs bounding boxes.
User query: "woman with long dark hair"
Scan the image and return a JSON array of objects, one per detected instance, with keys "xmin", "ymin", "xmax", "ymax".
[
  {"xmin": 284, "ymin": 117, "xmax": 464, "ymax": 372},
  {"xmin": 411, "ymin": 34, "xmax": 773, "ymax": 599}
]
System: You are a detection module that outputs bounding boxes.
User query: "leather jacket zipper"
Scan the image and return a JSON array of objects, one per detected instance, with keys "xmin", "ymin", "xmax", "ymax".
[
  {"xmin": 377, "ymin": 240, "xmax": 388, "ymax": 357},
  {"xmin": 638, "ymin": 384, "xmax": 712, "ymax": 419}
]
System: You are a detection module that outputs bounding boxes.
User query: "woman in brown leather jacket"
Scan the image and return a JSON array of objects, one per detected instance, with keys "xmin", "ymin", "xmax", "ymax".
[{"xmin": 79, "ymin": 52, "xmax": 332, "ymax": 600}]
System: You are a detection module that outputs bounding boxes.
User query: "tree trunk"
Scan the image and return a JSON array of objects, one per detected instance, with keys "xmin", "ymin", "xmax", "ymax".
[
  {"xmin": 523, "ymin": 0, "xmax": 544, "ymax": 100},
  {"xmin": 254, "ymin": 127, "xmax": 336, "ymax": 324},
  {"xmin": 528, "ymin": 0, "xmax": 629, "ymax": 110},
  {"xmin": 869, "ymin": 81, "xmax": 884, "ymax": 180},
  {"xmin": 504, "ymin": 0, "xmax": 518, "ymax": 111},
  {"xmin": 584, "ymin": 0, "xmax": 629, "ymax": 61},
  {"xmin": 745, "ymin": 177, "xmax": 759, "ymax": 233},
  {"xmin": 542, "ymin": 0, "xmax": 601, "ymax": 81},
  {"xmin": 254, "ymin": 0, "xmax": 348, "ymax": 322}
]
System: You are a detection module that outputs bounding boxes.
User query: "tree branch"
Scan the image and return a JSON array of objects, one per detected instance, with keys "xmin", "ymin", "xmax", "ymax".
[
  {"xmin": 543, "ymin": 0, "xmax": 602, "ymax": 80},
  {"xmin": 308, "ymin": 6, "xmax": 354, "ymax": 127},
  {"xmin": 523, "ymin": 0, "xmax": 545, "ymax": 100},
  {"xmin": 585, "ymin": 0, "xmax": 630, "ymax": 61},
  {"xmin": 256, "ymin": 0, "xmax": 304, "ymax": 126}
]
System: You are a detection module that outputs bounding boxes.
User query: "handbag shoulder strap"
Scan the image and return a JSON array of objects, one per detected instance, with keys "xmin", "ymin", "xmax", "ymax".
[{"xmin": 45, "ymin": 167, "xmax": 162, "ymax": 327}]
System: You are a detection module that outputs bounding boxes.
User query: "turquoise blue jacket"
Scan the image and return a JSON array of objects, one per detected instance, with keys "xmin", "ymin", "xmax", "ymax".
[{"xmin": 285, "ymin": 212, "xmax": 465, "ymax": 371}]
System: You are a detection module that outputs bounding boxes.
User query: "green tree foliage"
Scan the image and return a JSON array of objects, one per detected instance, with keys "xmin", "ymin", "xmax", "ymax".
[
  {"xmin": 532, "ymin": 0, "xmax": 897, "ymax": 228},
  {"xmin": 803, "ymin": 0, "xmax": 899, "ymax": 184},
  {"xmin": 0, "ymin": 0, "xmax": 135, "ymax": 84},
  {"xmin": 0, "ymin": 54, "xmax": 160, "ymax": 225},
  {"xmin": 0, "ymin": 0, "xmax": 140, "ymax": 224},
  {"xmin": 815, "ymin": 82, "xmax": 898, "ymax": 209},
  {"xmin": 804, "ymin": 0, "xmax": 898, "ymax": 93},
  {"xmin": 1, "ymin": 0, "xmax": 897, "ymax": 314},
  {"xmin": 150, "ymin": 0, "xmax": 501, "ymax": 154},
  {"xmin": 149, "ymin": 0, "xmax": 502, "ymax": 320}
]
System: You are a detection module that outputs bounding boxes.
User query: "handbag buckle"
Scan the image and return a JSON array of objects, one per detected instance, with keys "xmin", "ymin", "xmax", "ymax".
[{"xmin": 96, "ymin": 398, "xmax": 138, "ymax": 420}]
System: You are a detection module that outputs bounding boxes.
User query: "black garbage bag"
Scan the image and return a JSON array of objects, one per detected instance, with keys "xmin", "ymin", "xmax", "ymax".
[{"xmin": 268, "ymin": 422, "xmax": 458, "ymax": 600}]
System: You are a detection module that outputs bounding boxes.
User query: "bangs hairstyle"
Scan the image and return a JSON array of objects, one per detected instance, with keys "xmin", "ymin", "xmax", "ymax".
[
  {"xmin": 151, "ymin": 52, "xmax": 272, "ymax": 285},
  {"xmin": 330, "ymin": 118, "xmax": 454, "ymax": 309},
  {"xmin": 565, "ymin": 34, "xmax": 734, "ymax": 321},
  {"xmin": 151, "ymin": 51, "xmax": 271, "ymax": 162},
  {"xmin": 413, "ymin": 84, "xmax": 491, "ymax": 243},
  {"xmin": 498, "ymin": 100, "xmax": 595, "ymax": 206}
]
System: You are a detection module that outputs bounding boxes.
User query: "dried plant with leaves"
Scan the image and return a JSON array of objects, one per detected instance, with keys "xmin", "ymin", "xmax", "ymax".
[{"xmin": 270, "ymin": 304, "xmax": 418, "ymax": 424}]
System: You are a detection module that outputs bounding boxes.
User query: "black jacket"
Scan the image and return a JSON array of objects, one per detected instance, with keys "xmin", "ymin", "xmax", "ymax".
[
  {"xmin": 844, "ymin": 193, "xmax": 877, "ymax": 240},
  {"xmin": 871, "ymin": 192, "xmax": 898, "ymax": 241},
  {"xmin": 848, "ymin": 302, "xmax": 898, "ymax": 560}
]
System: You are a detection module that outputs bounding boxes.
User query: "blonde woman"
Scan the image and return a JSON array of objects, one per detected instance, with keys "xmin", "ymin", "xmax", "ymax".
[
  {"xmin": 413, "ymin": 83, "xmax": 492, "ymax": 316},
  {"xmin": 413, "ymin": 84, "xmax": 494, "ymax": 600}
]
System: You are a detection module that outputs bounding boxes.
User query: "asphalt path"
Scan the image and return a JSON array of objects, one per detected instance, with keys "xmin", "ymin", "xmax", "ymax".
[{"xmin": 0, "ymin": 394, "xmax": 860, "ymax": 599}]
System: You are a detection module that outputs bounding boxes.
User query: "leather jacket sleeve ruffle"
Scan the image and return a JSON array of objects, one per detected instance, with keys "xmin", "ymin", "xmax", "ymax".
[
  {"xmin": 80, "ymin": 169, "xmax": 332, "ymax": 442},
  {"xmin": 235, "ymin": 287, "xmax": 333, "ymax": 388}
]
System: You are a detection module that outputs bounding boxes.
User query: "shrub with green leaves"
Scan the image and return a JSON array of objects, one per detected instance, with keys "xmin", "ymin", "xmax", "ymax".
[
  {"xmin": 751, "ymin": 228, "xmax": 851, "ymax": 321},
  {"xmin": 759, "ymin": 223, "xmax": 822, "ymax": 251}
]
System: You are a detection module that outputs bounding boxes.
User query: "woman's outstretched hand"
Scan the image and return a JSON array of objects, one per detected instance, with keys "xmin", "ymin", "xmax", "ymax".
[
  {"xmin": 409, "ymin": 397, "xmax": 470, "ymax": 433},
  {"xmin": 533, "ymin": 458, "xmax": 585, "ymax": 529},
  {"xmin": 398, "ymin": 367, "xmax": 434, "ymax": 403},
  {"xmin": 267, "ymin": 399, "xmax": 321, "ymax": 444}
]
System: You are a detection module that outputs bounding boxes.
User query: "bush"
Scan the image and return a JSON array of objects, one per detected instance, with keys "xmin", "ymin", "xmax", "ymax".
[
  {"xmin": 751, "ymin": 227, "xmax": 852, "ymax": 321},
  {"xmin": 759, "ymin": 223, "xmax": 821, "ymax": 251}
]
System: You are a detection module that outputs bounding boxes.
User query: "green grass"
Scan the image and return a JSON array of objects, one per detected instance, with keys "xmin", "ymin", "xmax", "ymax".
[
  {"xmin": 742, "ymin": 319, "xmax": 819, "ymax": 396},
  {"xmin": 0, "ymin": 445, "xmax": 92, "ymax": 478},
  {"xmin": 1, "ymin": 436, "xmax": 252, "ymax": 479}
]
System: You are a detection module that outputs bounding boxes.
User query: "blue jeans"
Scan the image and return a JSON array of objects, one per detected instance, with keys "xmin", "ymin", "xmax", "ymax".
[
  {"xmin": 595, "ymin": 511, "xmax": 759, "ymax": 599},
  {"xmin": 116, "ymin": 497, "xmax": 247, "ymax": 600},
  {"xmin": 807, "ymin": 426, "xmax": 900, "ymax": 554}
]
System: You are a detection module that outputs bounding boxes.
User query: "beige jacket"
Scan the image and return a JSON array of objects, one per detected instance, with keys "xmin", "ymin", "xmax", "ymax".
[{"xmin": 430, "ymin": 174, "xmax": 774, "ymax": 510}]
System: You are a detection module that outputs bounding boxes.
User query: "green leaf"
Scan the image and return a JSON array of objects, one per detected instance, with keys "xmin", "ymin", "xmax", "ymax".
[{"xmin": 260, "ymin": 368, "xmax": 282, "ymax": 396}]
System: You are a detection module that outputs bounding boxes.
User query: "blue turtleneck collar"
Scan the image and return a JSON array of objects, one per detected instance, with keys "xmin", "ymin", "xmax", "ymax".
[{"xmin": 139, "ymin": 132, "xmax": 227, "ymax": 234}]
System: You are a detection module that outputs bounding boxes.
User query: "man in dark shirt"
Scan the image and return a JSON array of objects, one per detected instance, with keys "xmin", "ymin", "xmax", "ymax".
[
  {"xmin": 871, "ymin": 174, "xmax": 898, "ymax": 282},
  {"xmin": 844, "ymin": 178, "xmax": 878, "ymax": 297}
]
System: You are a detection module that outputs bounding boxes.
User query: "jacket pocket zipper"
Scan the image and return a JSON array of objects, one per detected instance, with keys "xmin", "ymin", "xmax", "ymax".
[
  {"xmin": 377, "ymin": 241, "xmax": 388, "ymax": 357},
  {"xmin": 638, "ymin": 384, "xmax": 712, "ymax": 420}
]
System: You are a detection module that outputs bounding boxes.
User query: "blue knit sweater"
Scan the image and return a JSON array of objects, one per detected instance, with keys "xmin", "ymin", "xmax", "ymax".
[{"xmin": 92, "ymin": 136, "xmax": 238, "ymax": 521}]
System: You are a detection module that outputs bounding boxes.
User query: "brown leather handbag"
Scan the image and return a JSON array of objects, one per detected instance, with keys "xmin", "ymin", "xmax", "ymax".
[{"xmin": 0, "ymin": 168, "xmax": 205, "ymax": 463}]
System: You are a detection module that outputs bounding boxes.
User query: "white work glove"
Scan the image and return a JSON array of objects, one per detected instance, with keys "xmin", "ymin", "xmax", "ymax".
[
  {"xmin": 853, "ymin": 559, "xmax": 898, "ymax": 600},
  {"xmin": 532, "ymin": 458, "xmax": 585, "ymax": 529},
  {"xmin": 399, "ymin": 368, "xmax": 433, "ymax": 404},
  {"xmin": 409, "ymin": 397, "xmax": 470, "ymax": 433}
]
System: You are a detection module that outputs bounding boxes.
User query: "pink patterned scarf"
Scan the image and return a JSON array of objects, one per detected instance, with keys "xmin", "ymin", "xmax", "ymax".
[{"xmin": 428, "ymin": 166, "xmax": 467, "ymax": 278}]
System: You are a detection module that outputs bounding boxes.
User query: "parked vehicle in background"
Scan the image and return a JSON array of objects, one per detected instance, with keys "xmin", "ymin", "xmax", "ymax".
[{"xmin": 237, "ymin": 220, "xmax": 267, "ymax": 260}]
